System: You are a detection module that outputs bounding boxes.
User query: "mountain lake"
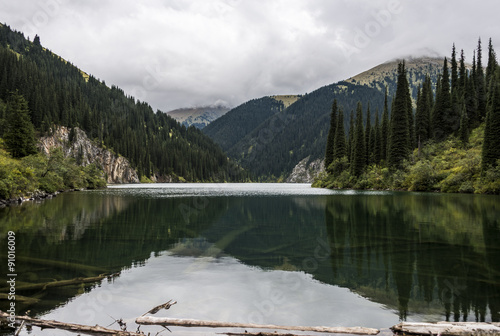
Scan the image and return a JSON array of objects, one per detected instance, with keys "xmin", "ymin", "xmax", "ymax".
[{"xmin": 0, "ymin": 183, "xmax": 499, "ymax": 335}]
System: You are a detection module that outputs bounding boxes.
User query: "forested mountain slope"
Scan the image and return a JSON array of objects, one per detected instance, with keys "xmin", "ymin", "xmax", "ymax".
[
  {"xmin": 0, "ymin": 24, "xmax": 246, "ymax": 182},
  {"xmin": 202, "ymin": 96, "xmax": 284, "ymax": 152},
  {"xmin": 204, "ymin": 58, "xmax": 448, "ymax": 180}
]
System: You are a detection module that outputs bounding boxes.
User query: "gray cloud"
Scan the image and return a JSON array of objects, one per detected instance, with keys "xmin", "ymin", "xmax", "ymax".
[{"xmin": 1, "ymin": 0, "xmax": 499, "ymax": 111}]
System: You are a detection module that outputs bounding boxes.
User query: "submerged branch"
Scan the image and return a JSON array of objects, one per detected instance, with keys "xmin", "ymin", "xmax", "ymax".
[
  {"xmin": 0, "ymin": 273, "xmax": 118, "ymax": 293},
  {"xmin": 0, "ymin": 311, "xmax": 144, "ymax": 336}
]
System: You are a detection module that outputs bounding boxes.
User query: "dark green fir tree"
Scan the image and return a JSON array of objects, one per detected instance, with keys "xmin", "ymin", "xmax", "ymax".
[
  {"xmin": 4, "ymin": 91, "xmax": 37, "ymax": 158},
  {"xmin": 475, "ymin": 38, "xmax": 487, "ymax": 122},
  {"xmin": 482, "ymin": 69, "xmax": 500, "ymax": 170},
  {"xmin": 380, "ymin": 88, "xmax": 390, "ymax": 162},
  {"xmin": 351, "ymin": 101, "xmax": 366, "ymax": 176},
  {"xmin": 387, "ymin": 62, "xmax": 410, "ymax": 168},
  {"xmin": 333, "ymin": 108, "xmax": 347, "ymax": 163},
  {"xmin": 324, "ymin": 99, "xmax": 338, "ymax": 168}
]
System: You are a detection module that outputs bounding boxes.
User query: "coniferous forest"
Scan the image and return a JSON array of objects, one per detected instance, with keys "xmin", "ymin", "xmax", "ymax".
[
  {"xmin": 317, "ymin": 39, "xmax": 500, "ymax": 194},
  {"xmin": 0, "ymin": 24, "xmax": 248, "ymax": 199}
]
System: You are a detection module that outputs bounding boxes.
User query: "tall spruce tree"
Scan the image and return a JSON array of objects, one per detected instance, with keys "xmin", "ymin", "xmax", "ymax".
[
  {"xmin": 351, "ymin": 101, "xmax": 366, "ymax": 176},
  {"xmin": 458, "ymin": 102, "xmax": 469, "ymax": 145},
  {"xmin": 365, "ymin": 103, "xmax": 372, "ymax": 165},
  {"xmin": 373, "ymin": 111, "xmax": 381, "ymax": 164},
  {"xmin": 324, "ymin": 99, "xmax": 338, "ymax": 169},
  {"xmin": 380, "ymin": 88, "xmax": 390, "ymax": 162},
  {"xmin": 432, "ymin": 58, "xmax": 455, "ymax": 140},
  {"xmin": 459, "ymin": 49, "xmax": 467, "ymax": 97},
  {"xmin": 451, "ymin": 44, "xmax": 459, "ymax": 97},
  {"xmin": 333, "ymin": 108, "xmax": 347, "ymax": 162},
  {"xmin": 415, "ymin": 83, "xmax": 431, "ymax": 146},
  {"xmin": 486, "ymin": 38, "xmax": 497, "ymax": 90},
  {"xmin": 348, "ymin": 110, "xmax": 355, "ymax": 163},
  {"xmin": 475, "ymin": 38, "xmax": 487, "ymax": 122},
  {"xmin": 482, "ymin": 69, "xmax": 500, "ymax": 170},
  {"xmin": 4, "ymin": 91, "xmax": 37, "ymax": 158},
  {"xmin": 387, "ymin": 62, "xmax": 410, "ymax": 168}
]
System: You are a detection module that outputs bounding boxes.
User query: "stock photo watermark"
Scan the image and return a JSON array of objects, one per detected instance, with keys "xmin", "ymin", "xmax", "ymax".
[
  {"xmin": 21, "ymin": 0, "xmax": 67, "ymax": 39},
  {"xmin": 339, "ymin": 0, "xmax": 402, "ymax": 61},
  {"xmin": 6, "ymin": 231, "xmax": 17, "ymax": 329}
]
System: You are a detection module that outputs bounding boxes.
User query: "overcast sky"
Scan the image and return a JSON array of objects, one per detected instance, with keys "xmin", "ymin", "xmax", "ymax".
[{"xmin": 1, "ymin": 0, "xmax": 500, "ymax": 112}]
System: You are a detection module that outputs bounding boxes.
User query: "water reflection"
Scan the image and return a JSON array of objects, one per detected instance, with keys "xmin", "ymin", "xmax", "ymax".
[
  {"xmin": 0, "ymin": 187, "xmax": 499, "ymax": 325},
  {"xmin": 323, "ymin": 193, "xmax": 500, "ymax": 322}
]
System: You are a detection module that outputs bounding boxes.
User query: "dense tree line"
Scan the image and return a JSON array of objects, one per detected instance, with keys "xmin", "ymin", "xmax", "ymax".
[
  {"xmin": 220, "ymin": 82, "xmax": 386, "ymax": 179},
  {"xmin": 203, "ymin": 97, "xmax": 284, "ymax": 152},
  {"xmin": 322, "ymin": 38, "xmax": 500, "ymax": 193},
  {"xmin": 0, "ymin": 24, "xmax": 246, "ymax": 182}
]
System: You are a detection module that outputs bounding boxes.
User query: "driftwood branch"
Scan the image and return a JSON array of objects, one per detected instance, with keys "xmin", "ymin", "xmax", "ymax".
[
  {"xmin": 391, "ymin": 321, "xmax": 500, "ymax": 335},
  {"xmin": 0, "ymin": 311, "xmax": 143, "ymax": 336},
  {"xmin": 141, "ymin": 300, "xmax": 177, "ymax": 316},
  {"xmin": 135, "ymin": 317, "xmax": 379, "ymax": 335}
]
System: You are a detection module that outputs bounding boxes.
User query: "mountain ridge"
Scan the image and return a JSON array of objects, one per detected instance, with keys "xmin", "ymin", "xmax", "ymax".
[
  {"xmin": 203, "ymin": 56, "xmax": 449, "ymax": 180},
  {"xmin": 166, "ymin": 105, "xmax": 231, "ymax": 129}
]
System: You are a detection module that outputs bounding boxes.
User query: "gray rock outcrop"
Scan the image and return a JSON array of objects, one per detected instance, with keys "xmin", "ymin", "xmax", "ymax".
[
  {"xmin": 286, "ymin": 156, "xmax": 325, "ymax": 183},
  {"xmin": 39, "ymin": 126, "xmax": 139, "ymax": 184}
]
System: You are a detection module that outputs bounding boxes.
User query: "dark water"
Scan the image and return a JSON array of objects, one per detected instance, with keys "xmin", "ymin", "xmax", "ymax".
[{"xmin": 1, "ymin": 184, "xmax": 499, "ymax": 335}]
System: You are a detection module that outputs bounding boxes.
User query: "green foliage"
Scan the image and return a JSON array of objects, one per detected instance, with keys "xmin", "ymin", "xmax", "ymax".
[
  {"xmin": 388, "ymin": 62, "xmax": 411, "ymax": 168},
  {"xmin": 3, "ymin": 91, "xmax": 37, "ymax": 158},
  {"xmin": 482, "ymin": 68, "xmax": 500, "ymax": 170},
  {"xmin": 351, "ymin": 102, "xmax": 366, "ymax": 176},
  {"xmin": 333, "ymin": 109, "xmax": 347, "ymax": 161},
  {"xmin": 324, "ymin": 99, "xmax": 338, "ymax": 168},
  {"xmin": 0, "ymin": 144, "xmax": 106, "ymax": 200},
  {"xmin": 140, "ymin": 175, "xmax": 154, "ymax": 183},
  {"xmin": 316, "ymin": 122, "xmax": 499, "ymax": 194}
]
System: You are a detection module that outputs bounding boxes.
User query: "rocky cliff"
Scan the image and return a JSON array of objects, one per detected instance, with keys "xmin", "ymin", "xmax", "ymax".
[
  {"xmin": 39, "ymin": 126, "xmax": 139, "ymax": 184},
  {"xmin": 286, "ymin": 157, "xmax": 325, "ymax": 183}
]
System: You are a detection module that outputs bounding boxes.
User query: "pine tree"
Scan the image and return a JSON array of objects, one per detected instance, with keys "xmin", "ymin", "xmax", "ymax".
[
  {"xmin": 486, "ymin": 38, "xmax": 497, "ymax": 90},
  {"xmin": 373, "ymin": 111, "xmax": 381, "ymax": 163},
  {"xmin": 387, "ymin": 62, "xmax": 410, "ymax": 168},
  {"xmin": 324, "ymin": 99, "xmax": 338, "ymax": 168},
  {"xmin": 476, "ymin": 38, "xmax": 487, "ymax": 122},
  {"xmin": 365, "ymin": 103, "xmax": 372, "ymax": 165},
  {"xmin": 351, "ymin": 101, "xmax": 366, "ymax": 176},
  {"xmin": 459, "ymin": 49, "xmax": 467, "ymax": 98},
  {"xmin": 380, "ymin": 88, "xmax": 390, "ymax": 162},
  {"xmin": 464, "ymin": 68, "xmax": 478, "ymax": 129},
  {"xmin": 482, "ymin": 69, "xmax": 500, "ymax": 170},
  {"xmin": 333, "ymin": 108, "xmax": 347, "ymax": 161},
  {"xmin": 348, "ymin": 111, "xmax": 355, "ymax": 163},
  {"xmin": 433, "ymin": 58, "xmax": 455, "ymax": 140},
  {"xmin": 4, "ymin": 91, "xmax": 37, "ymax": 158},
  {"xmin": 415, "ymin": 75, "xmax": 432, "ymax": 145},
  {"xmin": 451, "ymin": 44, "xmax": 459, "ymax": 97},
  {"xmin": 458, "ymin": 102, "xmax": 469, "ymax": 145}
]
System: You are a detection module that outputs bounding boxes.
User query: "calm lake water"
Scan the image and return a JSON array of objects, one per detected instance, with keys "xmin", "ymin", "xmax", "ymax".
[{"xmin": 1, "ymin": 183, "xmax": 499, "ymax": 335}]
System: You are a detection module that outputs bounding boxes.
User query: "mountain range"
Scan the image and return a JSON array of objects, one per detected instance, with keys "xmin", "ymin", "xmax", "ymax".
[
  {"xmin": 165, "ymin": 104, "xmax": 231, "ymax": 129},
  {"xmin": 203, "ymin": 57, "xmax": 446, "ymax": 179}
]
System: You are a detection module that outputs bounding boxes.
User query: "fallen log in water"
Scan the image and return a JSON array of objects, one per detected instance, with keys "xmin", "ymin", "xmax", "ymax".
[
  {"xmin": 0, "ymin": 274, "xmax": 109, "ymax": 293},
  {"xmin": 0, "ymin": 293, "xmax": 39, "ymax": 305},
  {"xmin": 135, "ymin": 316, "xmax": 379, "ymax": 335},
  {"xmin": 391, "ymin": 321, "xmax": 500, "ymax": 335},
  {"xmin": 17, "ymin": 256, "xmax": 107, "ymax": 276},
  {"xmin": 0, "ymin": 311, "xmax": 144, "ymax": 336}
]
